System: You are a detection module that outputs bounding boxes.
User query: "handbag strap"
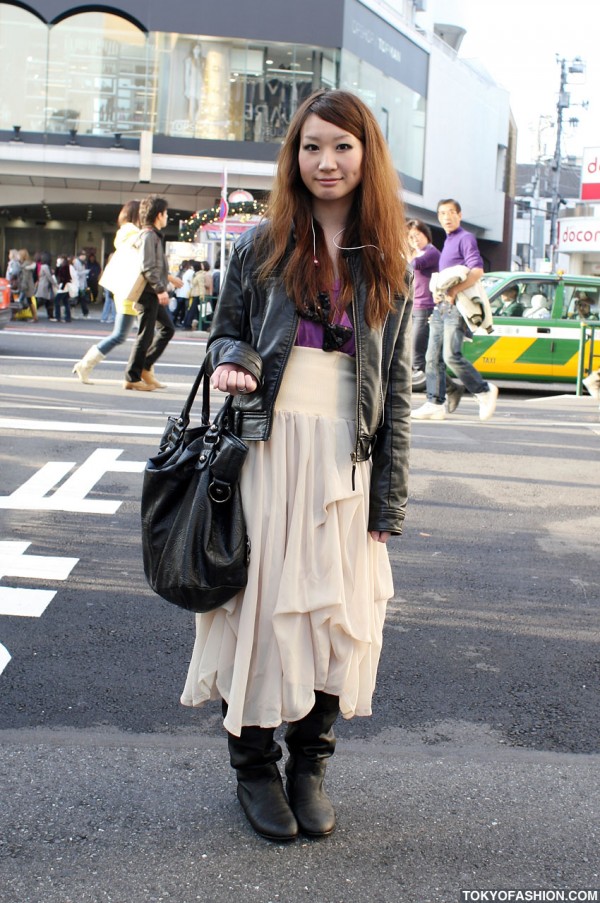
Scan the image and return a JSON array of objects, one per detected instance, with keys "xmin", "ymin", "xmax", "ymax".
[{"xmin": 173, "ymin": 359, "xmax": 235, "ymax": 434}]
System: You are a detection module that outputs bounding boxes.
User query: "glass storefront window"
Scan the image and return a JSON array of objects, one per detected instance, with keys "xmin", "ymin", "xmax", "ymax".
[
  {"xmin": 341, "ymin": 50, "xmax": 426, "ymax": 192},
  {"xmin": 154, "ymin": 33, "xmax": 338, "ymax": 142},
  {"xmin": 46, "ymin": 12, "xmax": 153, "ymax": 136},
  {"xmin": 0, "ymin": 4, "xmax": 48, "ymax": 132}
]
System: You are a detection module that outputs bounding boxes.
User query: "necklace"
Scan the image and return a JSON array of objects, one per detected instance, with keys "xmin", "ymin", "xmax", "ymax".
[{"xmin": 298, "ymin": 290, "xmax": 354, "ymax": 352}]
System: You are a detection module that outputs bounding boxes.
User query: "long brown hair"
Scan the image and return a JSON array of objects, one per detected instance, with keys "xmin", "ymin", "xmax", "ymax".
[
  {"xmin": 118, "ymin": 199, "xmax": 141, "ymax": 227},
  {"xmin": 256, "ymin": 89, "xmax": 408, "ymax": 327}
]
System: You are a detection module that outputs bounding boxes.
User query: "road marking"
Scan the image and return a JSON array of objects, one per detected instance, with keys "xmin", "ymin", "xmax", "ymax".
[
  {"xmin": 0, "ymin": 417, "xmax": 163, "ymax": 434},
  {"xmin": 0, "ymin": 643, "xmax": 10, "ymax": 675},
  {"xmin": 0, "ymin": 449, "xmax": 145, "ymax": 513},
  {"xmin": 0, "ymin": 541, "xmax": 80, "ymax": 675}
]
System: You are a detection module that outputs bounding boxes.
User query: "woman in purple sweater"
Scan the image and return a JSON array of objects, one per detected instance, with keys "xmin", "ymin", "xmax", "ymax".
[{"xmin": 407, "ymin": 219, "xmax": 439, "ymax": 386}]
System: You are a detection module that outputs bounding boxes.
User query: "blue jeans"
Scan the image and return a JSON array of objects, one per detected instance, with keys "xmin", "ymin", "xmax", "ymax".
[
  {"xmin": 101, "ymin": 291, "xmax": 116, "ymax": 322},
  {"xmin": 54, "ymin": 291, "xmax": 71, "ymax": 321},
  {"xmin": 78, "ymin": 289, "xmax": 89, "ymax": 316},
  {"xmin": 425, "ymin": 303, "xmax": 489, "ymax": 403},
  {"xmin": 412, "ymin": 308, "xmax": 433, "ymax": 371},
  {"xmin": 97, "ymin": 313, "xmax": 136, "ymax": 355}
]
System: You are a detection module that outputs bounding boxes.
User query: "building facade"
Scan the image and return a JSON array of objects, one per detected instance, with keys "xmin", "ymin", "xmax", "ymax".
[{"xmin": 0, "ymin": 0, "xmax": 512, "ymax": 267}]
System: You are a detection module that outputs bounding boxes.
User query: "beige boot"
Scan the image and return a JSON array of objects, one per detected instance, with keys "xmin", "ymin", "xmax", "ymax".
[
  {"xmin": 123, "ymin": 380, "xmax": 154, "ymax": 391},
  {"xmin": 141, "ymin": 366, "xmax": 167, "ymax": 389},
  {"xmin": 582, "ymin": 371, "xmax": 600, "ymax": 400},
  {"xmin": 72, "ymin": 346, "xmax": 104, "ymax": 384}
]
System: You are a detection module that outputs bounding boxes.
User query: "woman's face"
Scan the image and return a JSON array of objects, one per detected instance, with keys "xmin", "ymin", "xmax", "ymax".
[
  {"xmin": 408, "ymin": 228, "xmax": 429, "ymax": 251},
  {"xmin": 298, "ymin": 113, "xmax": 363, "ymax": 206}
]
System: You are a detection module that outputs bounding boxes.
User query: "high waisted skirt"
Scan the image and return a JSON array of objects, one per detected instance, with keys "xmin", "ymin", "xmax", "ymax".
[{"xmin": 180, "ymin": 346, "xmax": 394, "ymax": 736}]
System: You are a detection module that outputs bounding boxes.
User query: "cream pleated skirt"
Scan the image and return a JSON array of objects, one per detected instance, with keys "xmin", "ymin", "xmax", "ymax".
[{"xmin": 180, "ymin": 346, "xmax": 394, "ymax": 736}]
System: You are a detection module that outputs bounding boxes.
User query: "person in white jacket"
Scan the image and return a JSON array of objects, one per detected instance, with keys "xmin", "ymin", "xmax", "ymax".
[{"xmin": 72, "ymin": 201, "xmax": 142, "ymax": 383}]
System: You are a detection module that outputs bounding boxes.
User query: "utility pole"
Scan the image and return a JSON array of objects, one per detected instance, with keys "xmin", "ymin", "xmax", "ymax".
[
  {"xmin": 548, "ymin": 59, "xmax": 567, "ymax": 270},
  {"xmin": 548, "ymin": 56, "xmax": 586, "ymax": 270}
]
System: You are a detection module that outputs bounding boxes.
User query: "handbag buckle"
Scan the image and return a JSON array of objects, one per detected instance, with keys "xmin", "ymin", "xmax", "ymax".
[
  {"xmin": 203, "ymin": 422, "xmax": 220, "ymax": 447},
  {"xmin": 208, "ymin": 479, "xmax": 232, "ymax": 503}
]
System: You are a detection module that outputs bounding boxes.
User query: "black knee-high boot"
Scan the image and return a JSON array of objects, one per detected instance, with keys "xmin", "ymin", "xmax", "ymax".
[
  {"xmin": 224, "ymin": 702, "xmax": 298, "ymax": 842},
  {"xmin": 284, "ymin": 691, "xmax": 340, "ymax": 837}
]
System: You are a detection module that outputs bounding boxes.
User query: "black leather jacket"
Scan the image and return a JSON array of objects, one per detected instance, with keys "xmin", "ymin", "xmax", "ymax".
[
  {"xmin": 205, "ymin": 228, "xmax": 413, "ymax": 535},
  {"xmin": 140, "ymin": 226, "xmax": 169, "ymax": 295}
]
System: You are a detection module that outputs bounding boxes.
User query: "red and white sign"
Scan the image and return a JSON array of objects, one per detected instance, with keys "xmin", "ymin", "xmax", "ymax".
[
  {"xmin": 581, "ymin": 147, "xmax": 600, "ymax": 201},
  {"xmin": 558, "ymin": 216, "xmax": 600, "ymax": 252}
]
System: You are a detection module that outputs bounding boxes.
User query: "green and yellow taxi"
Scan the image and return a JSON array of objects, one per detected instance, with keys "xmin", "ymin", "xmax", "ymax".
[{"xmin": 462, "ymin": 272, "xmax": 600, "ymax": 385}]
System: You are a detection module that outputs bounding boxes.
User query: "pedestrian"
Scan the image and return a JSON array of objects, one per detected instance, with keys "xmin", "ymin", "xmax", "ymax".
[
  {"xmin": 16, "ymin": 249, "xmax": 38, "ymax": 320},
  {"xmin": 211, "ymin": 254, "xmax": 221, "ymax": 301},
  {"xmin": 123, "ymin": 194, "xmax": 175, "ymax": 391},
  {"xmin": 54, "ymin": 255, "xmax": 72, "ymax": 322},
  {"xmin": 72, "ymin": 201, "xmax": 143, "ymax": 383},
  {"xmin": 34, "ymin": 251, "xmax": 58, "ymax": 320},
  {"xmin": 180, "ymin": 88, "xmax": 413, "ymax": 842},
  {"xmin": 6, "ymin": 248, "xmax": 21, "ymax": 294},
  {"xmin": 172, "ymin": 260, "xmax": 193, "ymax": 325},
  {"xmin": 72, "ymin": 250, "xmax": 90, "ymax": 318},
  {"xmin": 183, "ymin": 261, "xmax": 204, "ymax": 329},
  {"xmin": 86, "ymin": 252, "xmax": 101, "ymax": 303},
  {"xmin": 100, "ymin": 289, "xmax": 116, "ymax": 323},
  {"xmin": 202, "ymin": 259, "xmax": 214, "ymax": 321},
  {"xmin": 412, "ymin": 198, "xmax": 498, "ymax": 421},
  {"xmin": 407, "ymin": 218, "xmax": 439, "ymax": 390}
]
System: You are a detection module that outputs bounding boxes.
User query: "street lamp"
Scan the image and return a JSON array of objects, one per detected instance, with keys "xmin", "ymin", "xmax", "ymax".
[{"xmin": 548, "ymin": 56, "xmax": 587, "ymax": 270}]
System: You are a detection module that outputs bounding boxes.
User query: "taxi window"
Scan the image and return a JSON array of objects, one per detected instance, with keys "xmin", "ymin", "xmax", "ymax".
[
  {"xmin": 520, "ymin": 282, "xmax": 555, "ymax": 319},
  {"xmin": 492, "ymin": 281, "xmax": 555, "ymax": 318},
  {"xmin": 562, "ymin": 285, "xmax": 600, "ymax": 320}
]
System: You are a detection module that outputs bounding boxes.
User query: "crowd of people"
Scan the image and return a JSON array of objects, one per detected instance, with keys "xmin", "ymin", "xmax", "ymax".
[
  {"xmin": 5, "ymin": 247, "xmax": 98, "ymax": 322},
  {"xmin": 4, "ymin": 243, "xmax": 217, "ymax": 330}
]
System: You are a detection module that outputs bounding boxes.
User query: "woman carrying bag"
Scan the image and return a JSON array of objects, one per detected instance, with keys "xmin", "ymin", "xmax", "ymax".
[
  {"xmin": 73, "ymin": 201, "xmax": 142, "ymax": 383},
  {"xmin": 180, "ymin": 89, "xmax": 412, "ymax": 842}
]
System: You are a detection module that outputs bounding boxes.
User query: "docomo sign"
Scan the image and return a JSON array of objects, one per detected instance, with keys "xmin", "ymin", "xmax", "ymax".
[
  {"xmin": 559, "ymin": 217, "xmax": 600, "ymax": 251},
  {"xmin": 581, "ymin": 147, "xmax": 600, "ymax": 200}
]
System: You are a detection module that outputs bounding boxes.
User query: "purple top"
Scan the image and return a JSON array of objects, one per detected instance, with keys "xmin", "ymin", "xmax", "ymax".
[
  {"xmin": 439, "ymin": 226, "xmax": 483, "ymax": 271},
  {"xmin": 411, "ymin": 243, "xmax": 440, "ymax": 310},
  {"xmin": 295, "ymin": 280, "xmax": 356, "ymax": 356}
]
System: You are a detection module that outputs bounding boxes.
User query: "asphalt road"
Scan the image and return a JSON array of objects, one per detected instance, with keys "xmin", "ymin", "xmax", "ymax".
[{"xmin": 0, "ymin": 313, "xmax": 599, "ymax": 903}]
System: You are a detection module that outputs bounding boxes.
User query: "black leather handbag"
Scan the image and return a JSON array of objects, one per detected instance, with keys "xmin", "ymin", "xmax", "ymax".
[{"xmin": 141, "ymin": 361, "xmax": 250, "ymax": 612}]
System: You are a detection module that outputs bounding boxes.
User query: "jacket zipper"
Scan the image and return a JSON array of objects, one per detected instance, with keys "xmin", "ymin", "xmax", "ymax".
[{"xmin": 350, "ymin": 261, "xmax": 361, "ymax": 489}]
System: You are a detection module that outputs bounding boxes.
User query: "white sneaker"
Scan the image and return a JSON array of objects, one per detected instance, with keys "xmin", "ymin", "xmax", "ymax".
[
  {"xmin": 475, "ymin": 382, "xmax": 499, "ymax": 421},
  {"xmin": 411, "ymin": 401, "xmax": 446, "ymax": 420}
]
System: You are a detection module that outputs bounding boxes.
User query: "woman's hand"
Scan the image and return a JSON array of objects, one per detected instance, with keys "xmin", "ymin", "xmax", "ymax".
[
  {"xmin": 369, "ymin": 531, "xmax": 391, "ymax": 544},
  {"xmin": 211, "ymin": 363, "xmax": 258, "ymax": 396}
]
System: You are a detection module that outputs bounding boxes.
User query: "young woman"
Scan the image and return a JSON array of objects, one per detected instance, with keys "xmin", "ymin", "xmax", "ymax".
[
  {"xmin": 181, "ymin": 90, "xmax": 413, "ymax": 842},
  {"xmin": 72, "ymin": 201, "xmax": 142, "ymax": 383},
  {"xmin": 54, "ymin": 255, "xmax": 73, "ymax": 322},
  {"xmin": 407, "ymin": 218, "xmax": 439, "ymax": 387}
]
